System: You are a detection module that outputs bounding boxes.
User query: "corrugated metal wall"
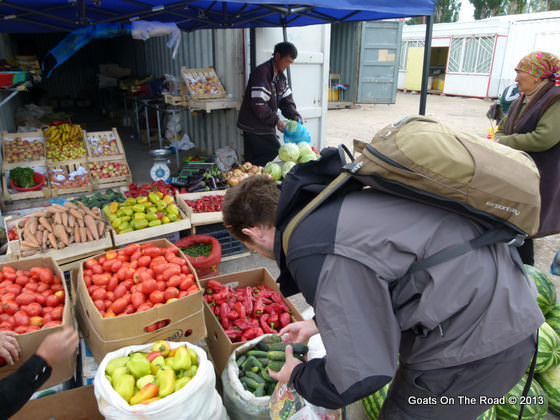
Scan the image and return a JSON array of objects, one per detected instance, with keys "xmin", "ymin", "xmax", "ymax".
[
  {"xmin": 329, "ymin": 22, "xmax": 360, "ymax": 103},
  {"xmin": 135, "ymin": 28, "xmax": 244, "ymax": 155},
  {"xmin": 0, "ymin": 34, "xmax": 20, "ymax": 132}
]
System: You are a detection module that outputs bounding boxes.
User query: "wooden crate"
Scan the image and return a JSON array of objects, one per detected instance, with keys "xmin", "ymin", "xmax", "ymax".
[
  {"xmin": 188, "ymin": 97, "xmax": 240, "ymax": 113},
  {"xmin": 84, "ymin": 128, "xmax": 126, "ymax": 160},
  {"xmin": 1, "ymin": 130, "xmax": 46, "ymax": 170},
  {"xmin": 176, "ymin": 190, "xmax": 225, "ymax": 226},
  {"xmin": 162, "ymin": 92, "xmax": 189, "ymax": 107},
  {"xmin": 48, "ymin": 159, "xmax": 93, "ymax": 196},
  {"xmin": 88, "ymin": 157, "xmax": 132, "ymax": 190},
  {"xmin": 181, "ymin": 66, "xmax": 227, "ymax": 99},
  {"xmin": 45, "ymin": 126, "xmax": 88, "ymax": 164},
  {"xmin": 2, "ymin": 167, "xmax": 50, "ymax": 201}
]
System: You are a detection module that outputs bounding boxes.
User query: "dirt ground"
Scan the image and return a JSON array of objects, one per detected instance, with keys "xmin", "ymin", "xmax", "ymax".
[{"xmin": 324, "ymin": 92, "xmax": 560, "ymax": 420}]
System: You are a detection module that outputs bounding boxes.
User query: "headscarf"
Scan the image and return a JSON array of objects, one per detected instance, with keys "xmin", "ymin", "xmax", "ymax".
[{"xmin": 515, "ymin": 51, "xmax": 560, "ymax": 86}]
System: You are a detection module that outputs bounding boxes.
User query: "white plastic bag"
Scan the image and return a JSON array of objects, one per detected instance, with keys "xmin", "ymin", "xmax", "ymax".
[
  {"xmin": 215, "ymin": 146, "xmax": 239, "ymax": 172},
  {"xmin": 94, "ymin": 341, "xmax": 228, "ymax": 420},
  {"xmin": 222, "ymin": 335, "xmax": 276, "ymax": 420},
  {"xmin": 269, "ymin": 383, "xmax": 342, "ymax": 420}
]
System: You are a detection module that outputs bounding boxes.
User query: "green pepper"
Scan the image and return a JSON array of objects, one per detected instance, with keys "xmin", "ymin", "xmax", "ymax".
[
  {"xmin": 156, "ymin": 368, "xmax": 176, "ymax": 398},
  {"xmin": 115, "ymin": 374, "xmax": 136, "ymax": 403},
  {"xmin": 149, "ymin": 192, "xmax": 160, "ymax": 204},
  {"xmin": 175, "ymin": 376, "xmax": 191, "ymax": 392},
  {"xmin": 106, "ymin": 356, "xmax": 129, "ymax": 376},
  {"xmin": 132, "ymin": 219, "xmax": 149, "ymax": 230},
  {"xmin": 136, "ymin": 374, "xmax": 156, "ymax": 390},
  {"xmin": 172, "ymin": 346, "xmax": 191, "ymax": 371},
  {"xmin": 111, "ymin": 366, "xmax": 129, "ymax": 384},
  {"xmin": 150, "ymin": 355, "xmax": 166, "ymax": 375},
  {"xmin": 126, "ymin": 353, "xmax": 151, "ymax": 379},
  {"xmin": 148, "ymin": 219, "xmax": 162, "ymax": 227}
]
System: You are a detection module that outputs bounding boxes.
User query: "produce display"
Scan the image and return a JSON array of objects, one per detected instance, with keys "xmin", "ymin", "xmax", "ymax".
[
  {"xmin": 263, "ymin": 143, "xmax": 321, "ymax": 182},
  {"xmin": 3, "ymin": 136, "xmax": 44, "ymax": 162},
  {"xmin": 9, "ymin": 167, "xmax": 38, "ymax": 188},
  {"xmin": 83, "ymin": 243, "xmax": 199, "ymax": 318},
  {"xmin": 185, "ymin": 195, "xmax": 223, "ymax": 213},
  {"xmin": 534, "ymin": 322, "xmax": 560, "ymax": 373},
  {"xmin": 236, "ymin": 338, "xmax": 308, "ymax": 397},
  {"xmin": 44, "ymin": 122, "xmax": 86, "ymax": 161},
  {"xmin": 125, "ymin": 181, "xmax": 186, "ymax": 199},
  {"xmin": 87, "ymin": 133, "xmax": 121, "ymax": 157},
  {"xmin": 72, "ymin": 189, "xmax": 126, "ymax": 209},
  {"xmin": 225, "ymin": 162, "xmax": 264, "ymax": 187},
  {"xmin": 182, "ymin": 68, "xmax": 226, "ymax": 98},
  {"xmin": 104, "ymin": 340, "xmax": 199, "ymax": 404},
  {"xmin": 178, "ymin": 166, "xmax": 228, "ymax": 192},
  {"xmin": 103, "ymin": 193, "xmax": 182, "ymax": 234},
  {"xmin": 204, "ymin": 280, "xmax": 294, "ymax": 343},
  {"xmin": 89, "ymin": 161, "xmax": 130, "ymax": 180},
  {"xmin": 17, "ymin": 202, "xmax": 107, "ymax": 252},
  {"xmin": 181, "ymin": 243, "xmax": 212, "ymax": 258},
  {"xmin": 0, "ymin": 265, "xmax": 65, "ymax": 336},
  {"xmin": 496, "ymin": 375, "xmax": 548, "ymax": 420},
  {"xmin": 49, "ymin": 165, "xmax": 91, "ymax": 190}
]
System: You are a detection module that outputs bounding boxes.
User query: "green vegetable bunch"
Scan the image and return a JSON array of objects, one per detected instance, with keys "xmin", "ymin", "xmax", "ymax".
[{"xmin": 10, "ymin": 167, "xmax": 36, "ymax": 188}]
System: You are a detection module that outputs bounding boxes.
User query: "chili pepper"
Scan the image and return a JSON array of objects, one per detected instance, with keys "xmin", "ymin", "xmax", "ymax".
[
  {"xmin": 241, "ymin": 327, "xmax": 263, "ymax": 341},
  {"xmin": 204, "ymin": 295, "xmax": 215, "ymax": 303},
  {"xmin": 233, "ymin": 318, "xmax": 253, "ymax": 331},
  {"xmin": 254, "ymin": 297, "xmax": 265, "ymax": 317},
  {"xmin": 213, "ymin": 289, "xmax": 229, "ymax": 304},
  {"xmin": 279, "ymin": 312, "xmax": 292, "ymax": 328},
  {"xmin": 208, "ymin": 279, "xmax": 226, "ymax": 292},
  {"xmin": 234, "ymin": 302, "xmax": 246, "ymax": 318},
  {"xmin": 225, "ymin": 329, "xmax": 242, "ymax": 342},
  {"xmin": 244, "ymin": 287, "xmax": 254, "ymax": 314},
  {"xmin": 226, "ymin": 310, "xmax": 240, "ymax": 320},
  {"xmin": 270, "ymin": 291, "xmax": 284, "ymax": 304},
  {"xmin": 220, "ymin": 302, "xmax": 231, "ymax": 329},
  {"xmin": 269, "ymin": 312, "xmax": 279, "ymax": 327},
  {"xmin": 260, "ymin": 313, "xmax": 276, "ymax": 334}
]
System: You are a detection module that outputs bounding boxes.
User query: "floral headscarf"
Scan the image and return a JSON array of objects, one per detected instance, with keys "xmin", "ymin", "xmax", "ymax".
[{"xmin": 515, "ymin": 51, "xmax": 560, "ymax": 85}]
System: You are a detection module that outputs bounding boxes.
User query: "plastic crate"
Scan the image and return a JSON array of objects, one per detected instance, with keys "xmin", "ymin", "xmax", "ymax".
[{"xmin": 194, "ymin": 223, "xmax": 247, "ymax": 258}]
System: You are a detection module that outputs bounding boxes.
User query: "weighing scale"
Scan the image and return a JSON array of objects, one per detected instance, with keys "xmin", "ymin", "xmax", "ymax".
[{"xmin": 149, "ymin": 149, "xmax": 172, "ymax": 181}]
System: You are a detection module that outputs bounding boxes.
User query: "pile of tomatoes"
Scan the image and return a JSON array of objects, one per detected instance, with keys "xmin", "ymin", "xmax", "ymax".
[
  {"xmin": 82, "ymin": 243, "xmax": 199, "ymax": 324},
  {"xmin": 0, "ymin": 265, "xmax": 65, "ymax": 334}
]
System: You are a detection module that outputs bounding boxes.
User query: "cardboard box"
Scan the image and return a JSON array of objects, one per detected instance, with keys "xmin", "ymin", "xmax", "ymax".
[
  {"xmin": 0, "ymin": 257, "xmax": 77, "ymax": 390},
  {"xmin": 200, "ymin": 268, "xmax": 304, "ymax": 374},
  {"xmin": 76, "ymin": 239, "xmax": 207, "ymax": 363},
  {"xmin": 11, "ymin": 385, "xmax": 104, "ymax": 420}
]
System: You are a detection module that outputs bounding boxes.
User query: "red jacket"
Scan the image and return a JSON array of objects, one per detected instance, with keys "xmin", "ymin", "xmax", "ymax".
[{"xmin": 237, "ymin": 59, "xmax": 300, "ymax": 135}]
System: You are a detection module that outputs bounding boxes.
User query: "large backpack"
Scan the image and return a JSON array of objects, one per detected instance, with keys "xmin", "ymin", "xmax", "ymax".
[{"xmin": 282, "ymin": 115, "xmax": 541, "ymax": 272}]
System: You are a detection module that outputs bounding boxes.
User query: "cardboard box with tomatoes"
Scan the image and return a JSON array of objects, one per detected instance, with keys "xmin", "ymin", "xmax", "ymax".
[
  {"xmin": 0, "ymin": 257, "xmax": 76, "ymax": 389},
  {"xmin": 76, "ymin": 239, "xmax": 207, "ymax": 363},
  {"xmin": 199, "ymin": 268, "xmax": 304, "ymax": 374}
]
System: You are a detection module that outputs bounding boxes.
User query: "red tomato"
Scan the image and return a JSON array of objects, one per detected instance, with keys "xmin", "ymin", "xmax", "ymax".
[
  {"xmin": 27, "ymin": 325, "xmax": 40, "ymax": 332},
  {"xmin": 14, "ymin": 325, "xmax": 28, "ymax": 334},
  {"xmin": 181, "ymin": 265, "xmax": 191, "ymax": 275},
  {"xmin": 23, "ymin": 281, "xmax": 38, "ymax": 292},
  {"xmin": 50, "ymin": 306, "xmax": 63, "ymax": 320},
  {"xmin": 178, "ymin": 290, "xmax": 188, "ymax": 298},
  {"xmin": 33, "ymin": 293, "xmax": 46, "ymax": 306},
  {"xmin": 54, "ymin": 290, "xmax": 65, "ymax": 304},
  {"xmin": 169, "ymin": 257, "xmax": 186, "ymax": 267},
  {"xmin": 137, "ymin": 256, "xmax": 151, "ymax": 267},
  {"xmin": 105, "ymin": 250, "xmax": 117, "ymax": 260},
  {"xmin": 110, "ymin": 260, "xmax": 122, "ymax": 273},
  {"xmin": 37, "ymin": 282, "xmax": 50, "ymax": 293},
  {"xmin": 102, "ymin": 259, "xmax": 114, "ymax": 272},
  {"xmin": 136, "ymin": 303, "xmax": 153, "ymax": 312},
  {"xmin": 143, "ymin": 247, "xmax": 162, "ymax": 258},
  {"xmin": 15, "ymin": 293, "xmax": 35, "ymax": 306},
  {"xmin": 149, "ymin": 256, "xmax": 166, "ymax": 268},
  {"xmin": 164, "ymin": 251, "xmax": 177, "ymax": 262},
  {"xmin": 156, "ymin": 320, "xmax": 169, "ymax": 329},
  {"xmin": 84, "ymin": 268, "xmax": 93, "ymax": 276},
  {"xmin": 130, "ymin": 251, "xmax": 142, "ymax": 262},
  {"xmin": 99, "ymin": 256, "xmax": 107, "ymax": 265},
  {"xmin": 122, "ymin": 293, "xmax": 131, "ymax": 306},
  {"xmin": 103, "ymin": 299, "xmax": 112, "ymax": 309},
  {"xmin": 1, "ymin": 293, "xmax": 15, "ymax": 304},
  {"xmin": 131, "ymin": 292, "xmax": 145, "ymax": 308},
  {"xmin": 91, "ymin": 264, "xmax": 103, "ymax": 275},
  {"xmin": 156, "ymin": 281, "xmax": 166, "ymax": 292},
  {"xmin": 25, "ymin": 302, "xmax": 42, "ymax": 317},
  {"xmin": 124, "ymin": 304, "xmax": 135, "ymax": 315},
  {"xmin": 106, "ymin": 291, "xmax": 115, "ymax": 302},
  {"xmin": 122, "ymin": 243, "xmax": 140, "ymax": 256},
  {"xmin": 91, "ymin": 288, "xmax": 106, "ymax": 301},
  {"xmin": 162, "ymin": 265, "xmax": 181, "ymax": 281},
  {"xmin": 0, "ymin": 320, "xmax": 14, "ymax": 330},
  {"xmin": 110, "ymin": 298, "xmax": 127, "ymax": 314},
  {"xmin": 92, "ymin": 273, "xmax": 110, "ymax": 286},
  {"xmin": 42, "ymin": 306, "xmax": 53, "ymax": 316},
  {"xmin": 121, "ymin": 279, "xmax": 134, "ymax": 290},
  {"xmin": 167, "ymin": 275, "xmax": 181, "ymax": 288},
  {"xmin": 15, "ymin": 274, "xmax": 29, "ymax": 286},
  {"xmin": 144, "ymin": 323, "xmax": 158, "ymax": 332},
  {"xmin": 0, "ymin": 314, "xmax": 9, "ymax": 323},
  {"xmin": 103, "ymin": 312, "xmax": 116, "ymax": 318},
  {"xmin": 94, "ymin": 300, "xmax": 106, "ymax": 312},
  {"xmin": 113, "ymin": 284, "xmax": 127, "ymax": 300},
  {"xmin": 87, "ymin": 285, "xmax": 100, "ymax": 295},
  {"xmin": 2, "ymin": 301, "xmax": 18, "ymax": 316},
  {"xmin": 149, "ymin": 290, "xmax": 164, "ymax": 304},
  {"xmin": 141, "ymin": 279, "xmax": 157, "ymax": 295},
  {"xmin": 50, "ymin": 283, "xmax": 64, "ymax": 292},
  {"xmin": 43, "ymin": 313, "xmax": 53, "ymax": 324},
  {"xmin": 84, "ymin": 259, "xmax": 99, "ymax": 269},
  {"xmin": 46, "ymin": 294, "xmax": 59, "ymax": 307},
  {"xmin": 152, "ymin": 263, "xmax": 169, "ymax": 275},
  {"xmin": 107, "ymin": 275, "xmax": 118, "ymax": 292},
  {"xmin": 37, "ymin": 267, "xmax": 54, "ymax": 284},
  {"xmin": 6, "ymin": 284, "xmax": 22, "ymax": 295},
  {"xmin": 83, "ymin": 274, "xmax": 92, "ymax": 287},
  {"xmin": 3, "ymin": 272, "xmax": 16, "ymax": 282},
  {"xmin": 164, "ymin": 287, "xmax": 179, "ymax": 301},
  {"xmin": 13, "ymin": 310, "xmax": 29, "ymax": 327},
  {"xmin": 29, "ymin": 316, "xmax": 43, "ymax": 327}
]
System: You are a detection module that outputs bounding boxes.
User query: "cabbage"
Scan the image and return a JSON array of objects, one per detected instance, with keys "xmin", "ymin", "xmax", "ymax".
[
  {"xmin": 297, "ymin": 142, "xmax": 313, "ymax": 154},
  {"xmin": 264, "ymin": 162, "xmax": 282, "ymax": 180},
  {"xmin": 285, "ymin": 119, "xmax": 298, "ymax": 133},
  {"xmin": 298, "ymin": 151, "xmax": 319, "ymax": 163},
  {"xmin": 278, "ymin": 143, "xmax": 300, "ymax": 163},
  {"xmin": 282, "ymin": 161, "xmax": 297, "ymax": 178}
]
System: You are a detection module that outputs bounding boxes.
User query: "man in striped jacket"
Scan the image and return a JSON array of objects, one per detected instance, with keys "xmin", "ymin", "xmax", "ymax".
[{"xmin": 237, "ymin": 42, "xmax": 303, "ymax": 166}]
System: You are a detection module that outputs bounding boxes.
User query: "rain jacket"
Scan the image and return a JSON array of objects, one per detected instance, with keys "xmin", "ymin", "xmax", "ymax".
[{"xmin": 274, "ymin": 182, "xmax": 544, "ymax": 409}]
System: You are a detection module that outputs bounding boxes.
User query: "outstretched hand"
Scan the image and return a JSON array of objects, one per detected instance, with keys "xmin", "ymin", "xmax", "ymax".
[
  {"xmin": 278, "ymin": 319, "xmax": 318, "ymax": 344},
  {"xmin": 36, "ymin": 327, "xmax": 78, "ymax": 367},
  {"xmin": 268, "ymin": 344, "xmax": 302, "ymax": 384},
  {"xmin": 0, "ymin": 331, "xmax": 20, "ymax": 365}
]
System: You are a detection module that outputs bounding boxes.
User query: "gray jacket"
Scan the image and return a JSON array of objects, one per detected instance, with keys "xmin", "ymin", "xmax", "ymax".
[{"xmin": 275, "ymin": 189, "xmax": 544, "ymax": 409}]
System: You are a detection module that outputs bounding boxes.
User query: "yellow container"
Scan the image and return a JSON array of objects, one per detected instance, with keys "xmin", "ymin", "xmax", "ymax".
[
  {"xmin": 328, "ymin": 88, "xmax": 339, "ymax": 101},
  {"xmin": 437, "ymin": 78, "xmax": 445, "ymax": 91}
]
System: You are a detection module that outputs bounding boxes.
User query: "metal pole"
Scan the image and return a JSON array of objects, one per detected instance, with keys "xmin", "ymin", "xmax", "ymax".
[
  {"xmin": 419, "ymin": 15, "xmax": 434, "ymax": 115},
  {"xmin": 250, "ymin": 28, "xmax": 256, "ymax": 72},
  {"xmin": 282, "ymin": 24, "xmax": 292, "ymax": 88},
  {"xmin": 134, "ymin": 97, "xmax": 140, "ymax": 141},
  {"xmin": 144, "ymin": 99, "xmax": 151, "ymax": 149},
  {"xmin": 156, "ymin": 102, "xmax": 163, "ymax": 149}
]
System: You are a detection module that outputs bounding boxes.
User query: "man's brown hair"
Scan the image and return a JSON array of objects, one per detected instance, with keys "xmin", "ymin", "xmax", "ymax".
[{"xmin": 222, "ymin": 175, "xmax": 280, "ymax": 243}]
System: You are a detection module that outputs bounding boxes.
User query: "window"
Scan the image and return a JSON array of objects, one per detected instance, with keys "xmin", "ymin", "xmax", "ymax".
[
  {"xmin": 400, "ymin": 40, "xmax": 426, "ymax": 70},
  {"xmin": 448, "ymin": 36, "xmax": 495, "ymax": 74}
]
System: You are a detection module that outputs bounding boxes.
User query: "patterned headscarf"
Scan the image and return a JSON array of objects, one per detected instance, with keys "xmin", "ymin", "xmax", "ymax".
[{"xmin": 515, "ymin": 51, "xmax": 560, "ymax": 86}]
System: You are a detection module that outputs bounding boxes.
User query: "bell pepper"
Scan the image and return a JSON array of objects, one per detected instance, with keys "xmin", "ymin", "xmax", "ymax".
[
  {"xmin": 187, "ymin": 348, "xmax": 198, "ymax": 366},
  {"xmin": 253, "ymin": 297, "xmax": 265, "ymax": 316},
  {"xmin": 150, "ymin": 355, "xmax": 166, "ymax": 375},
  {"xmin": 109, "ymin": 201, "xmax": 119, "ymax": 214},
  {"xmin": 148, "ymin": 219, "xmax": 162, "ymax": 227},
  {"xmin": 207, "ymin": 279, "xmax": 226, "ymax": 292},
  {"xmin": 156, "ymin": 368, "xmax": 176, "ymax": 398},
  {"xmin": 136, "ymin": 374, "xmax": 156, "ymax": 391},
  {"xmin": 225, "ymin": 329, "xmax": 242, "ymax": 342},
  {"xmin": 105, "ymin": 356, "xmax": 129, "ymax": 376},
  {"xmin": 111, "ymin": 366, "xmax": 129, "ymax": 384},
  {"xmin": 115, "ymin": 374, "xmax": 136, "ymax": 403},
  {"xmin": 241, "ymin": 327, "xmax": 263, "ymax": 341},
  {"xmin": 172, "ymin": 346, "xmax": 191, "ymax": 371},
  {"xmin": 136, "ymin": 196, "xmax": 148, "ymax": 204},
  {"xmin": 152, "ymin": 340, "xmax": 170, "ymax": 357},
  {"xmin": 149, "ymin": 192, "xmax": 160, "ymax": 203},
  {"xmin": 126, "ymin": 354, "xmax": 151, "ymax": 379},
  {"xmin": 140, "ymin": 397, "xmax": 161, "ymax": 405},
  {"xmin": 175, "ymin": 376, "xmax": 191, "ymax": 392},
  {"xmin": 279, "ymin": 312, "xmax": 292, "ymax": 328},
  {"xmin": 164, "ymin": 357, "xmax": 175, "ymax": 369},
  {"xmin": 130, "ymin": 383, "xmax": 159, "ymax": 405},
  {"xmin": 260, "ymin": 313, "xmax": 276, "ymax": 333},
  {"xmin": 234, "ymin": 302, "xmax": 246, "ymax": 318},
  {"xmin": 132, "ymin": 219, "xmax": 149, "ymax": 230}
]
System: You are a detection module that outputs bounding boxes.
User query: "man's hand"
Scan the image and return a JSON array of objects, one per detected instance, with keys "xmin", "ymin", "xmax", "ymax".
[
  {"xmin": 277, "ymin": 119, "xmax": 286, "ymax": 132},
  {"xmin": 278, "ymin": 319, "xmax": 318, "ymax": 344},
  {"xmin": 297, "ymin": 115, "xmax": 305, "ymax": 124},
  {"xmin": 36, "ymin": 328, "xmax": 78, "ymax": 367},
  {"xmin": 268, "ymin": 345, "xmax": 302, "ymax": 384},
  {"xmin": 0, "ymin": 331, "xmax": 21, "ymax": 365}
]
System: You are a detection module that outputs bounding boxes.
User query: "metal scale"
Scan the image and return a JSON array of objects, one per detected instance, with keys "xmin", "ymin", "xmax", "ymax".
[{"xmin": 149, "ymin": 149, "xmax": 172, "ymax": 181}]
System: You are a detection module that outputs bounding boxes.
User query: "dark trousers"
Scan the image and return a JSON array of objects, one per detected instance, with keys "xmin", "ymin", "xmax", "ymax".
[
  {"xmin": 243, "ymin": 132, "xmax": 280, "ymax": 167},
  {"xmin": 379, "ymin": 334, "xmax": 536, "ymax": 420},
  {"xmin": 517, "ymin": 239, "xmax": 534, "ymax": 266}
]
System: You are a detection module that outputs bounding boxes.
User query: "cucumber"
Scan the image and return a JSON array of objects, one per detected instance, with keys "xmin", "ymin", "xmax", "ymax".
[
  {"xmin": 236, "ymin": 354, "xmax": 247, "ymax": 367},
  {"xmin": 268, "ymin": 361, "xmax": 285, "ymax": 372},
  {"xmin": 267, "ymin": 351, "xmax": 286, "ymax": 361},
  {"xmin": 243, "ymin": 355, "xmax": 263, "ymax": 372},
  {"xmin": 269, "ymin": 342, "xmax": 309, "ymax": 354},
  {"xmin": 254, "ymin": 383, "xmax": 265, "ymax": 397},
  {"xmin": 255, "ymin": 342, "xmax": 270, "ymax": 352},
  {"xmin": 247, "ymin": 350, "xmax": 269, "ymax": 358},
  {"xmin": 245, "ymin": 370, "xmax": 265, "ymax": 384},
  {"xmin": 270, "ymin": 334, "xmax": 282, "ymax": 343},
  {"xmin": 257, "ymin": 357, "xmax": 269, "ymax": 366},
  {"xmin": 261, "ymin": 366, "xmax": 277, "ymax": 383},
  {"xmin": 240, "ymin": 376, "xmax": 260, "ymax": 391},
  {"xmin": 266, "ymin": 382, "xmax": 277, "ymax": 396}
]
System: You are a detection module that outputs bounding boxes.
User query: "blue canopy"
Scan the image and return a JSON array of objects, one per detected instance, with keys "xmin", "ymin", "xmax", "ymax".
[{"xmin": 0, "ymin": 0, "xmax": 435, "ymax": 33}]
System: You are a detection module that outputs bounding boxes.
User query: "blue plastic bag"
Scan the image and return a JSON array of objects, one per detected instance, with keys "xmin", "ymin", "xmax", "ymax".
[
  {"xmin": 283, "ymin": 120, "xmax": 311, "ymax": 144},
  {"xmin": 551, "ymin": 250, "xmax": 560, "ymax": 276}
]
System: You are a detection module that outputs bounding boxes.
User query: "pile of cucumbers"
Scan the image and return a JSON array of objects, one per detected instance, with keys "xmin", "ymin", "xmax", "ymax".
[{"xmin": 236, "ymin": 340, "xmax": 309, "ymax": 397}]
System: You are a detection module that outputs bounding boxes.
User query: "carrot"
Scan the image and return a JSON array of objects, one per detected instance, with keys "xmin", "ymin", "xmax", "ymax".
[
  {"xmin": 85, "ymin": 228, "xmax": 93, "ymax": 242},
  {"xmin": 68, "ymin": 214, "xmax": 75, "ymax": 228},
  {"xmin": 26, "ymin": 217, "xmax": 38, "ymax": 235},
  {"xmin": 42, "ymin": 230, "xmax": 48, "ymax": 248},
  {"xmin": 74, "ymin": 226, "xmax": 81, "ymax": 243},
  {"xmin": 47, "ymin": 233, "xmax": 58, "ymax": 249},
  {"xmin": 97, "ymin": 221, "xmax": 105, "ymax": 238},
  {"xmin": 53, "ymin": 224, "xmax": 70, "ymax": 247},
  {"xmin": 35, "ymin": 231, "xmax": 43, "ymax": 245},
  {"xmin": 23, "ymin": 232, "xmax": 39, "ymax": 248},
  {"xmin": 68, "ymin": 208, "xmax": 83, "ymax": 220},
  {"xmin": 38, "ymin": 216, "xmax": 53, "ymax": 233},
  {"xmin": 61, "ymin": 211, "xmax": 68, "ymax": 227},
  {"xmin": 77, "ymin": 217, "xmax": 84, "ymax": 228},
  {"xmin": 52, "ymin": 203, "xmax": 66, "ymax": 212},
  {"xmin": 64, "ymin": 201, "xmax": 78, "ymax": 210},
  {"xmin": 64, "ymin": 225, "xmax": 72, "ymax": 235},
  {"xmin": 53, "ymin": 212, "xmax": 62, "ymax": 225},
  {"xmin": 84, "ymin": 215, "xmax": 99, "ymax": 240},
  {"xmin": 92, "ymin": 207, "xmax": 101, "ymax": 216},
  {"xmin": 21, "ymin": 240, "xmax": 40, "ymax": 249},
  {"xmin": 80, "ymin": 227, "xmax": 87, "ymax": 243}
]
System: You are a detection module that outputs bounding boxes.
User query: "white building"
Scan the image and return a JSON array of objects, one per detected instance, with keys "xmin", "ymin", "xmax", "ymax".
[{"xmin": 399, "ymin": 11, "xmax": 560, "ymax": 98}]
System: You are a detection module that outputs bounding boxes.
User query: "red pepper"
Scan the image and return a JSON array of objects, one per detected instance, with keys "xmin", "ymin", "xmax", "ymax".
[
  {"xmin": 269, "ymin": 312, "xmax": 279, "ymax": 328},
  {"xmin": 270, "ymin": 291, "xmax": 284, "ymax": 304},
  {"xmin": 253, "ymin": 297, "xmax": 265, "ymax": 317},
  {"xmin": 259, "ymin": 314, "xmax": 276, "ymax": 334},
  {"xmin": 213, "ymin": 289, "xmax": 229, "ymax": 305},
  {"xmin": 233, "ymin": 318, "xmax": 253, "ymax": 331},
  {"xmin": 279, "ymin": 312, "xmax": 292, "ymax": 328},
  {"xmin": 208, "ymin": 279, "xmax": 226, "ymax": 292},
  {"xmin": 241, "ymin": 327, "xmax": 263, "ymax": 341},
  {"xmin": 225, "ymin": 329, "xmax": 242, "ymax": 342},
  {"xmin": 234, "ymin": 302, "xmax": 246, "ymax": 318},
  {"xmin": 226, "ymin": 310, "xmax": 240, "ymax": 320}
]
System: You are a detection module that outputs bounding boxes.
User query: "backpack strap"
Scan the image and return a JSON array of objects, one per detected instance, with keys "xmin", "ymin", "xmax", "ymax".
[{"xmin": 518, "ymin": 329, "xmax": 539, "ymax": 420}]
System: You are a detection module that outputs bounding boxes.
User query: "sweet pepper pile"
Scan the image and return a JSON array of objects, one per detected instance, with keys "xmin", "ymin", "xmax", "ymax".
[
  {"xmin": 126, "ymin": 181, "xmax": 187, "ymax": 198},
  {"xmin": 204, "ymin": 280, "xmax": 294, "ymax": 343}
]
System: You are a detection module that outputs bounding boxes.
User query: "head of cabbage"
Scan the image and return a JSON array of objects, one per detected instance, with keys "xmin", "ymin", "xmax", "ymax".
[
  {"xmin": 278, "ymin": 143, "xmax": 300, "ymax": 163},
  {"xmin": 282, "ymin": 161, "xmax": 297, "ymax": 178},
  {"xmin": 264, "ymin": 162, "xmax": 282, "ymax": 180},
  {"xmin": 298, "ymin": 151, "xmax": 319, "ymax": 163}
]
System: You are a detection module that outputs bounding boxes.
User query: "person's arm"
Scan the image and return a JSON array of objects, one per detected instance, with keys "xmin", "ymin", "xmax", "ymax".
[
  {"xmin": 277, "ymin": 80, "xmax": 301, "ymax": 122},
  {"xmin": 247, "ymin": 71, "xmax": 280, "ymax": 128},
  {"xmin": 496, "ymin": 100, "xmax": 560, "ymax": 152},
  {"xmin": 285, "ymin": 254, "xmax": 399, "ymax": 409}
]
